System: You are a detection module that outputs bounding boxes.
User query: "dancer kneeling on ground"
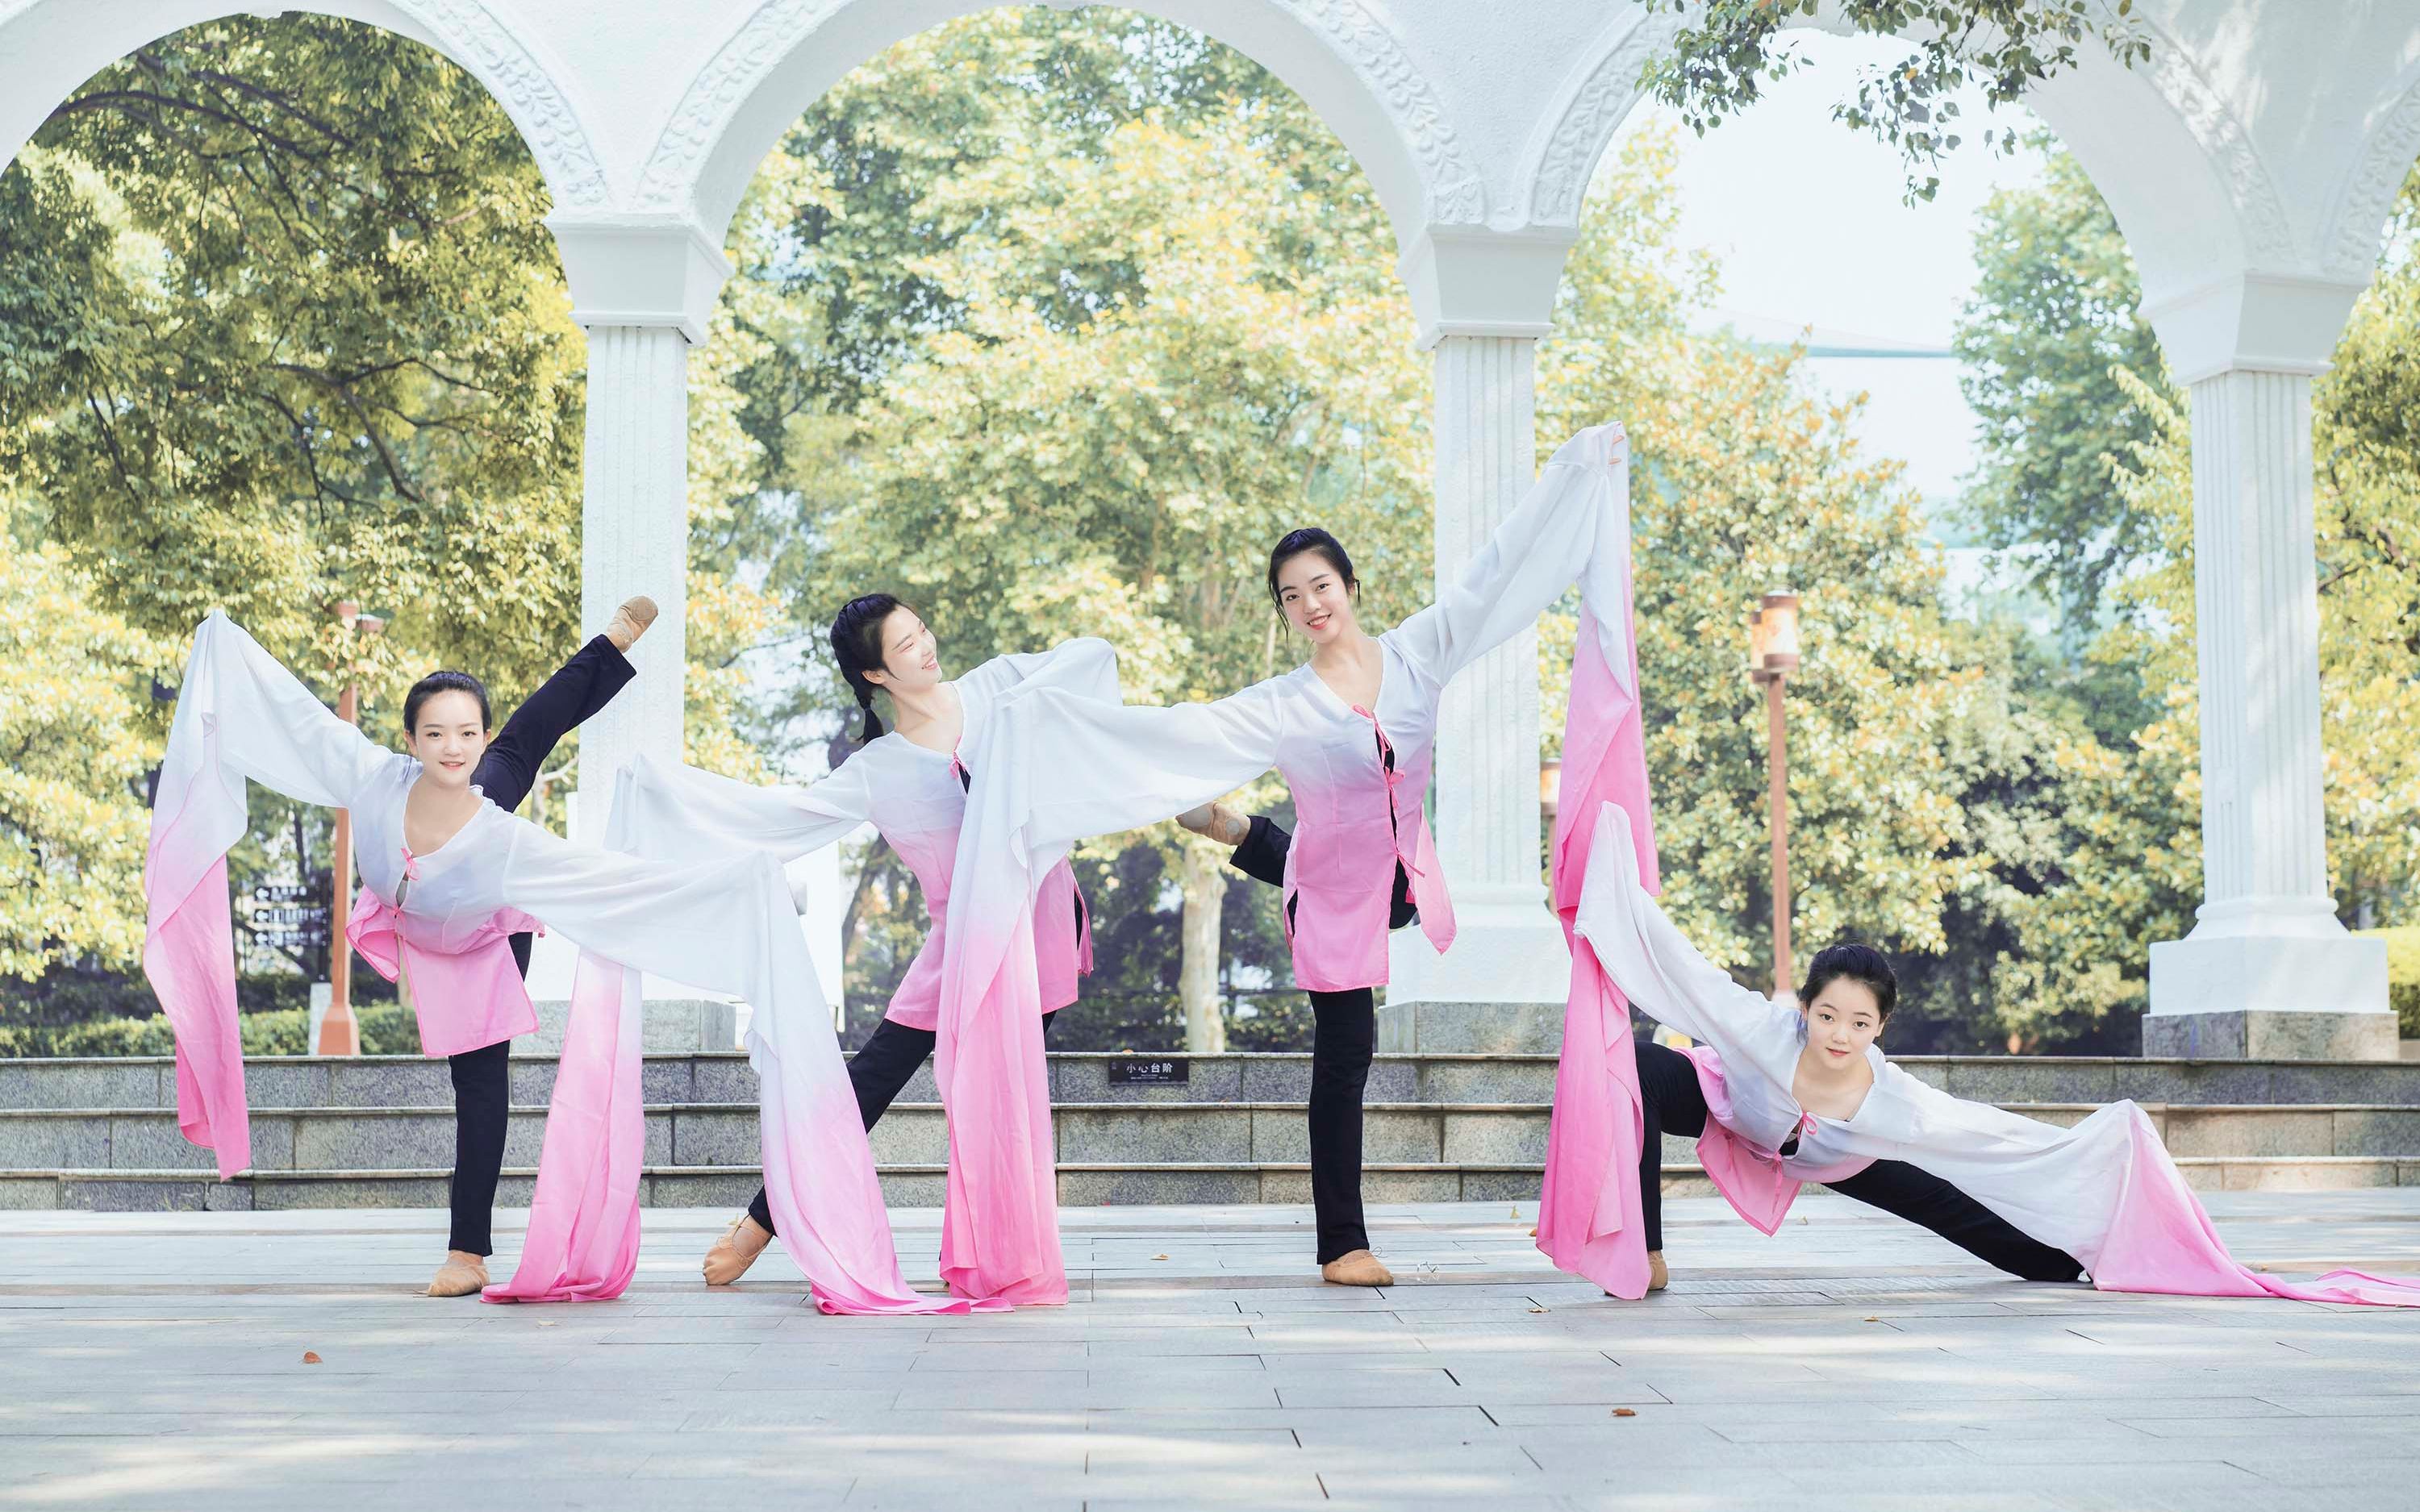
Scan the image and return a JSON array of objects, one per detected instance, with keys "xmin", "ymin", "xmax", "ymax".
[
  {"xmin": 147, "ymin": 613, "xmax": 983, "ymax": 1314},
  {"xmin": 650, "ymin": 594, "xmax": 1108, "ymax": 1291}
]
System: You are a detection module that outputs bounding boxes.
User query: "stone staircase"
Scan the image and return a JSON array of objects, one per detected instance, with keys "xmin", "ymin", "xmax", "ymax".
[{"xmin": 3, "ymin": 1051, "xmax": 2418, "ymax": 1211}]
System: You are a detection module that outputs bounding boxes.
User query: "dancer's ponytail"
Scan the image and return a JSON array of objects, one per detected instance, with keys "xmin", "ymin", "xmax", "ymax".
[{"xmin": 829, "ymin": 592, "xmax": 903, "ymax": 748}]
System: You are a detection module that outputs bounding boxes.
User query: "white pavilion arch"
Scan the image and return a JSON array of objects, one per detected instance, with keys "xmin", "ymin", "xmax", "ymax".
[{"xmin": 6, "ymin": 0, "xmax": 2418, "ymax": 1055}]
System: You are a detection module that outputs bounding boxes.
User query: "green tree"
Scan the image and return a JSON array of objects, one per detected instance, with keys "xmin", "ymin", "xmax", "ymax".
[
  {"xmin": 0, "ymin": 531, "xmax": 177, "ymax": 981},
  {"xmin": 1954, "ymin": 141, "xmax": 2172, "ymax": 630},
  {"xmin": 1541, "ymin": 130, "xmax": 1997, "ymax": 984},
  {"xmin": 713, "ymin": 11, "xmax": 1427, "ymax": 1048},
  {"xmin": 1639, "ymin": 0, "xmax": 2153, "ymax": 203}
]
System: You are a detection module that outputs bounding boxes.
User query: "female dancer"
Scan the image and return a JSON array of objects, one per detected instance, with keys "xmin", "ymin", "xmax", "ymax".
[
  {"xmin": 147, "ymin": 612, "xmax": 988, "ymax": 1314},
  {"xmin": 374, "ymin": 595, "xmax": 655, "ymax": 1297},
  {"xmin": 937, "ymin": 424, "xmax": 1639, "ymax": 1288},
  {"xmin": 1566, "ymin": 794, "xmax": 2420, "ymax": 1306},
  {"xmin": 674, "ymin": 594, "xmax": 1106, "ymax": 1290}
]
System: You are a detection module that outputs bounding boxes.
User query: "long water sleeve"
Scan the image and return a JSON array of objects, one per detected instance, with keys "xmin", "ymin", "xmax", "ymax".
[
  {"xmin": 484, "ymin": 781, "xmax": 982, "ymax": 1315},
  {"xmin": 611, "ymin": 751, "xmax": 874, "ymax": 870},
  {"xmin": 1390, "ymin": 425, "xmax": 1634, "ymax": 689},
  {"xmin": 1571, "ymin": 806, "xmax": 1808, "ymax": 1066},
  {"xmin": 955, "ymin": 636, "xmax": 1123, "ymax": 710},
  {"xmin": 916, "ymin": 672, "xmax": 1287, "ymax": 1302},
  {"xmin": 144, "ymin": 612, "xmax": 408, "ymax": 1177}
]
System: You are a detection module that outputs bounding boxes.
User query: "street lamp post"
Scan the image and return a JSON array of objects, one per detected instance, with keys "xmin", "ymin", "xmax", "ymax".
[
  {"xmin": 319, "ymin": 601, "xmax": 386, "ymax": 1056},
  {"xmin": 1748, "ymin": 591, "xmax": 1801, "ymax": 1000}
]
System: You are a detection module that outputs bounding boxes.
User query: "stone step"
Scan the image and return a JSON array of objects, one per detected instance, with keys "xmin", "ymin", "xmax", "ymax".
[
  {"xmin": 7, "ymin": 1154, "xmax": 2415, "ymax": 1214},
  {"xmin": 0, "ymin": 1052, "xmax": 1557, "ymax": 1111},
  {"xmin": 6, "ymin": 1101, "xmax": 2419, "ymax": 1178},
  {"xmin": 11, "ymin": 1051, "xmax": 2420, "ymax": 1110}
]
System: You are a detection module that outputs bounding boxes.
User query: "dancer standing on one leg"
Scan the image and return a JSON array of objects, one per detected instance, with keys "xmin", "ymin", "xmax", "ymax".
[
  {"xmin": 400, "ymin": 596, "xmax": 655, "ymax": 1297},
  {"xmin": 665, "ymin": 594, "xmax": 1105, "ymax": 1288},
  {"xmin": 148, "ymin": 611, "xmax": 984, "ymax": 1315},
  {"xmin": 937, "ymin": 425, "xmax": 1638, "ymax": 1289}
]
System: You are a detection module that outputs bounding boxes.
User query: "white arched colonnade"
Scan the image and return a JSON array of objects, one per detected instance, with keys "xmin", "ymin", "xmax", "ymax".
[{"xmin": 6, "ymin": 0, "xmax": 2418, "ymax": 1054}]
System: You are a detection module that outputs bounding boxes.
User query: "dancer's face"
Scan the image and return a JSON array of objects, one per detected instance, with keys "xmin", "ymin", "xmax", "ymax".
[
  {"xmin": 863, "ymin": 606, "xmax": 944, "ymax": 696},
  {"xmin": 1801, "ymin": 979, "xmax": 1884, "ymax": 1067},
  {"xmin": 1275, "ymin": 552, "xmax": 1358, "ymax": 648},
  {"xmin": 403, "ymin": 689, "xmax": 490, "ymax": 793}
]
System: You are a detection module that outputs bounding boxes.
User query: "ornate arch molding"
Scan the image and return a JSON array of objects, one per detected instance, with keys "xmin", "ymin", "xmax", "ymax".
[
  {"xmin": 1517, "ymin": 8, "xmax": 1669, "ymax": 228},
  {"xmin": 0, "ymin": 0, "xmax": 608, "ymax": 208},
  {"xmin": 633, "ymin": 0, "xmax": 1485, "ymax": 231},
  {"xmin": 2323, "ymin": 60, "xmax": 2420, "ymax": 280},
  {"xmin": 1514, "ymin": 6, "xmax": 2300, "ymax": 273},
  {"xmin": 2131, "ymin": 30, "xmax": 2298, "ymax": 268}
]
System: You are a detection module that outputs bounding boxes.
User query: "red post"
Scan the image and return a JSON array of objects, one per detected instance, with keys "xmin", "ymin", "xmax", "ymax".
[
  {"xmin": 319, "ymin": 606, "xmax": 362, "ymax": 1056},
  {"xmin": 1766, "ymin": 669, "xmax": 1792, "ymax": 999}
]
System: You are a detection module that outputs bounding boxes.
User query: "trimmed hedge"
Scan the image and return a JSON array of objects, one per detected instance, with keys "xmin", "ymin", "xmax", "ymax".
[{"xmin": 0, "ymin": 1002, "xmax": 423, "ymax": 1058}]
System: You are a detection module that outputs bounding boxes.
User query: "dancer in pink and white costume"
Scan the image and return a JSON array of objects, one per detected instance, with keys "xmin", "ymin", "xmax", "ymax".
[
  {"xmin": 145, "ymin": 612, "xmax": 989, "ymax": 1315},
  {"xmin": 612, "ymin": 598, "xmax": 1114, "ymax": 1303},
  {"xmin": 1559, "ymin": 807, "xmax": 2420, "ymax": 1307},
  {"xmin": 943, "ymin": 423, "xmax": 1640, "ymax": 1289}
]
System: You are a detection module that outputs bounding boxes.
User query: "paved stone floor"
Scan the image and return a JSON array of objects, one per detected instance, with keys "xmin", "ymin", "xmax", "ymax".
[{"xmin": 4, "ymin": 1193, "xmax": 2419, "ymax": 1510}]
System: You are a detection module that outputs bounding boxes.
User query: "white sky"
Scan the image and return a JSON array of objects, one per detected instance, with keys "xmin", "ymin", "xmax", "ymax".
[{"xmin": 1608, "ymin": 31, "xmax": 2055, "ymax": 524}]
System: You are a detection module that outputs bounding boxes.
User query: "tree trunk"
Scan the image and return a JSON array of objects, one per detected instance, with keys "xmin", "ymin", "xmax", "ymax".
[{"xmin": 1178, "ymin": 841, "xmax": 1228, "ymax": 1054}]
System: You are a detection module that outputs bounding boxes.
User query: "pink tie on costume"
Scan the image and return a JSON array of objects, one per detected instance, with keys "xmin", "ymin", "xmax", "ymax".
[{"xmin": 1347, "ymin": 706, "xmax": 1454, "ymax": 956}]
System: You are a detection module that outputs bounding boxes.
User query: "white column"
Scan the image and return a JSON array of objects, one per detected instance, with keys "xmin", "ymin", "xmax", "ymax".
[
  {"xmin": 2143, "ymin": 364, "xmax": 2391, "ymax": 1056},
  {"xmin": 1379, "ymin": 335, "xmax": 1573, "ymax": 1041},
  {"xmin": 570, "ymin": 324, "xmax": 689, "ymax": 845},
  {"xmin": 524, "ymin": 216, "xmax": 733, "ymax": 1037},
  {"xmin": 1377, "ymin": 226, "xmax": 1580, "ymax": 1052}
]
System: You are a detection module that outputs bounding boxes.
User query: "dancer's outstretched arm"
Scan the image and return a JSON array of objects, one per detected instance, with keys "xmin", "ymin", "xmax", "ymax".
[
  {"xmin": 1391, "ymin": 424, "xmax": 1633, "ymax": 687},
  {"xmin": 146, "ymin": 613, "xmax": 411, "ymax": 1177}
]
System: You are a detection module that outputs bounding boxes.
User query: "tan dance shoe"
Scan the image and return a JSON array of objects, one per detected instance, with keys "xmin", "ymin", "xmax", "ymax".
[
  {"xmin": 428, "ymin": 1250, "xmax": 489, "ymax": 1297},
  {"xmin": 702, "ymin": 1213, "xmax": 773, "ymax": 1286},
  {"xmin": 1176, "ymin": 801, "xmax": 1250, "ymax": 847},
  {"xmin": 1321, "ymin": 1248, "xmax": 1393, "ymax": 1287},
  {"xmin": 604, "ymin": 594, "xmax": 659, "ymax": 652},
  {"xmin": 1647, "ymin": 1250, "xmax": 1669, "ymax": 1292}
]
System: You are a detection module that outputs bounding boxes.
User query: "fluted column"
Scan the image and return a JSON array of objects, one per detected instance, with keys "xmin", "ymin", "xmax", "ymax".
[
  {"xmin": 2143, "ymin": 365, "xmax": 2391, "ymax": 1057},
  {"xmin": 523, "ymin": 215, "xmax": 736, "ymax": 1036},
  {"xmin": 571, "ymin": 324, "xmax": 690, "ymax": 843},
  {"xmin": 1379, "ymin": 334, "xmax": 1572, "ymax": 1048}
]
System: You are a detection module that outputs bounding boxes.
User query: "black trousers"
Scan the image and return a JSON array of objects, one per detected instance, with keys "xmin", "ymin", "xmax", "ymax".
[
  {"xmin": 1229, "ymin": 815, "xmax": 1409, "ymax": 1264},
  {"xmin": 1634, "ymin": 1040, "xmax": 2084, "ymax": 1282},
  {"xmin": 442, "ymin": 635, "xmax": 636, "ymax": 1256},
  {"xmin": 745, "ymin": 1010, "xmax": 1059, "ymax": 1237}
]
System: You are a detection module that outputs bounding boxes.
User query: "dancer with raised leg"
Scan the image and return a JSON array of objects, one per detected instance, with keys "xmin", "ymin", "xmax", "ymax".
[
  {"xmin": 146, "ymin": 612, "xmax": 987, "ymax": 1314},
  {"xmin": 658, "ymin": 594, "xmax": 1107, "ymax": 1294},
  {"xmin": 390, "ymin": 596, "xmax": 657, "ymax": 1297},
  {"xmin": 945, "ymin": 424, "xmax": 1639, "ymax": 1289}
]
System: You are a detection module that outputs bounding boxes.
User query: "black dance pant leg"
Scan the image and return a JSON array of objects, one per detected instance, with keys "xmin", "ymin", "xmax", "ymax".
[
  {"xmin": 474, "ymin": 635, "xmax": 638, "ymax": 815},
  {"xmin": 474, "ymin": 634, "xmax": 637, "ymax": 973},
  {"xmin": 1633, "ymin": 1040, "xmax": 1710, "ymax": 1254},
  {"xmin": 1822, "ymin": 1160, "xmax": 2084, "ymax": 1282},
  {"xmin": 746, "ymin": 1012, "xmax": 1059, "ymax": 1237},
  {"xmin": 447, "ymin": 1039, "xmax": 512, "ymax": 1256},
  {"xmin": 1308, "ymin": 986, "xmax": 1376, "ymax": 1264}
]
